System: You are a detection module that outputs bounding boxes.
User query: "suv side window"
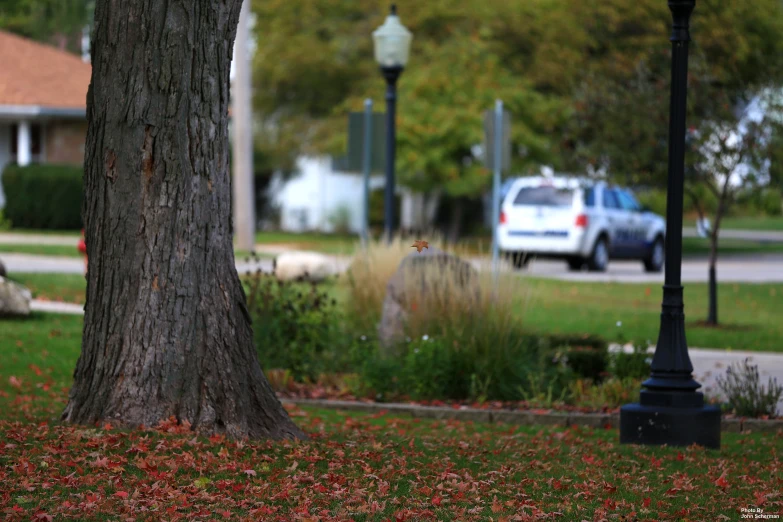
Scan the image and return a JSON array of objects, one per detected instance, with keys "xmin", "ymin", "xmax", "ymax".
[
  {"xmin": 617, "ymin": 190, "xmax": 642, "ymax": 212},
  {"xmin": 602, "ymin": 188, "xmax": 621, "ymax": 210},
  {"xmin": 583, "ymin": 187, "xmax": 595, "ymax": 208}
]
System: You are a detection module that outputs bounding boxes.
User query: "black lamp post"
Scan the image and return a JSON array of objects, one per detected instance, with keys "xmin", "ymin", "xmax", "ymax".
[
  {"xmin": 619, "ymin": 0, "xmax": 721, "ymax": 449},
  {"xmin": 373, "ymin": 5, "xmax": 412, "ymax": 243}
]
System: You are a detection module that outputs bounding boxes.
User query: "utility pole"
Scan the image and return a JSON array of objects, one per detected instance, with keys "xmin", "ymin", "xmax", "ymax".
[{"xmin": 232, "ymin": 0, "xmax": 256, "ymax": 252}]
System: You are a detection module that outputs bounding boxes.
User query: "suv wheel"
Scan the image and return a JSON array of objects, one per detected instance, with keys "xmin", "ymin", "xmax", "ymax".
[
  {"xmin": 566, "ymin": 257, "xmax": 584, "ymax": 271},
  {"xmin": 644, "ymin": 237, "xmax": 664, "ymax": 273},
  {"xmin": 587, "ymin": 237, "xmax": 609, "ymax": 272}
]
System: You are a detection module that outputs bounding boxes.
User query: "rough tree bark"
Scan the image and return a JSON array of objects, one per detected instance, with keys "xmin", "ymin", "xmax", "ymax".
[{"xmin": 62, "ymin": 0, "xmax": 305, "ymax": 440}]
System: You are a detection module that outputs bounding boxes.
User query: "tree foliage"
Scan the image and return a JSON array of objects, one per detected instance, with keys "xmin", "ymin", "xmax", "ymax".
[
  {"xmin": 251, "ymin": 0, "xmax": 575, "ymax": 199},
  {"xmin": 251, "ymin": 0, "xmax": 783, "ymax": 204},
  {"xmin": 0, "ymin": 0, "xmax": 92, "ymax": 54},
  {"xmin": 562, "ymin": 0, "xmax": 783, "ymax": 184}
]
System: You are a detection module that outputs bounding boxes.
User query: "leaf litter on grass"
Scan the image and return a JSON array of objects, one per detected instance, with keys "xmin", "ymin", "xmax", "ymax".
[{"xmin": 0, "ymin": 398, "xmax": 781, "ymax": 521}]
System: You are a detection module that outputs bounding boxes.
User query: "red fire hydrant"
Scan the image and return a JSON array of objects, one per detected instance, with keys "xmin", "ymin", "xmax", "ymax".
[{"xmin": 77, "ymin": 229, "xmax": 87, "ymax": 274}]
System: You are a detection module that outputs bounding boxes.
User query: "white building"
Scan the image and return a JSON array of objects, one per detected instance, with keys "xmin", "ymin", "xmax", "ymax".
[{"xmin": 267, "ymin": 156, "xmax": 386, "ymax": 234}]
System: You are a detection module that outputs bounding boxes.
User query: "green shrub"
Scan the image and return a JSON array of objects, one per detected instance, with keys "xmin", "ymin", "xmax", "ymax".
[
  {"xmin": 402, "ymin": 337, "xmax": 469, "ymax": 400},
  {"xmin": 561, "ymin": 347, "xmax": 608, "ymax": 381},
  {"xmin": 2, "ymin": 163, "xmax": 83, "ymax": 229},
  {"xmin": 569, "ymin": 377, "xmax": 642, "ymax": 410},
  {"xmin": 328, "ymin": 205, "xmax": 353, "ymax": 234},
  {"xmin": 245, "ymin": 266, "xmax": 347, "ymax": 382},
  {"xmin": 636, "ymin": 189, "xmax": 668, "ymax": 216},
  {"xmin": 716, "ymin": 358, "xmax": 783, "ymax": 418},
  {"xmin": 356, "ymin": 353, "xmax": 406, "ymax": 402},
  {"xmin": 368, "ymin": 188, "xmax": 400, "ymax": 230},
  {"xmin": 610, "ymin": 345, "xmax": 651, "ymax": 380},
  {"xmin": 356, "ymin": 328, "xmax": 583, "ymax": 403},
  {"xmin": 0, "ymin": 209, "xmax": 11, "ymax": 230},
  {"xmin": 760, "ymin": 188, "xmax": 782, "ymax": 216}
]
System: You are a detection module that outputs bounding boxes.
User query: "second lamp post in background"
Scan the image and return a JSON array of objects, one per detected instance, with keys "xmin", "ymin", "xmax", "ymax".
[{"xmin": 373, "ymin": 4, "xmax": 412, "ymax": 243}]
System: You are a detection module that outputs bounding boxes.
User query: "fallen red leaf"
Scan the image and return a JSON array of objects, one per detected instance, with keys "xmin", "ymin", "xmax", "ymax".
[
  {"xmin": 715, "ymin": 471, "xmax": 729, "ymax": 489},
  {"xmin": 114, "ymin": 491, "xmax": 128, "ymax": 499}
]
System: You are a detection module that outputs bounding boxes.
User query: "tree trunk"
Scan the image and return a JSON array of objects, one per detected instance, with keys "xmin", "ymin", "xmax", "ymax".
[
  {"xmin": 62, "ymin": 0, "xmax": 305, "ymax": 440},
  {"xmin": 706, "ymin": 229, "xmax": 719, "ymax": 325}
]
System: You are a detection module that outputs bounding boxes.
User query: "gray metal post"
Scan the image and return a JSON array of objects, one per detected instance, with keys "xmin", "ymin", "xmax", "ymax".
[
  {"xmin": 362, "ymin": 99, "xmax": 373, "ymax": 247},
  {"xmin": 491, "ymin": 100, "xmax": 503, "ymax": 282},
  {"xmin": 231, "ymin": 0, "xmax": 255, "ymax": 251}
]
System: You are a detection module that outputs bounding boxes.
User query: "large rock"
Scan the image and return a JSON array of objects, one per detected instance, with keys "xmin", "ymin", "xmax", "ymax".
[
  {"xmin": 378, "ymin": 246, "xmax": 478, "ymax": 351},
  {"xmin": 272, "ymin": 251, "xmax": 337, "ymax": 283},
  {"xmin": 0, "ymin": 276, "xmax": 32, "ymax": 316}
]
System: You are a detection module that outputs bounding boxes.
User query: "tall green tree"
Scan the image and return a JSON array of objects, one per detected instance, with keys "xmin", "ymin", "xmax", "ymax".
[
  {"xmin": 0, "ymin": 0, "xmax": 93, "ymax": 54},
  {"xmin": 250, "ymin": 0, "xmax": 578, "ymax": 237},
  {"xmin": 560, "ymin": 0, "xmax": 783, "ymax": 326}
]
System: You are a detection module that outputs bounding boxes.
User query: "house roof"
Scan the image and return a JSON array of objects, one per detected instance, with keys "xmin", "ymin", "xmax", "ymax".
[{"xmin": 0, "ymin": 30, "xmax": 91, "ymax": 112}]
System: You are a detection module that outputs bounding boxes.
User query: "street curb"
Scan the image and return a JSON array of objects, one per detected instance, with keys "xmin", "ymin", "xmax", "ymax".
[{"xmin": 280, "ymin": 398, "xmax": 782, "ymax": 434}]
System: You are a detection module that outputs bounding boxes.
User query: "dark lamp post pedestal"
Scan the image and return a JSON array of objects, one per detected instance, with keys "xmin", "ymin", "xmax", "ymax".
[{"xmin": 619, "ymin": 0, "xmax": 721, "ymax": 449}]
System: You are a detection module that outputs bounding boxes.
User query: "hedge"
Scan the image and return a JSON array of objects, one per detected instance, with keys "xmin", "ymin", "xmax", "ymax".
[{"xmin": 1, "ymin": 163, "xmax": 83, "ymax": 230}]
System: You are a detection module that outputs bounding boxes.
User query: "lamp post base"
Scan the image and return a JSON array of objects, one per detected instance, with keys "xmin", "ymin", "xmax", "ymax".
[{"xmin": 620, "ymin": 402, "xmax": 721, "ymax": 449}]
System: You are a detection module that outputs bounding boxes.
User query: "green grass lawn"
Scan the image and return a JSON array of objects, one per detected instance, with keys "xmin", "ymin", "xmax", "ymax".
[
  {"xmin": 0, "ymin": 243, "xmax": 276, "ymax": 260},
  {"xmin": 1, "ymin": 312, "xmax": 782, "ymax": 520},
  {"xmin": 9, "ymin": 271, "xmax": 783, "ymax": 351},
  {"xmin": 681, "ymin": 236, "xmax": 783, "ymax": 256},
  {"xmin": 0, "ymin": 243, "xmax": 82, "ymax": 257},
  {"xmin": 519, "ymin": 279, "xmax": 782, "ymax": 352},
  {"xmin": 7, "ymin": 273, "xmax": 87, "ymax": 303},
  {"xmin": 2, "ymin": 228, "xmax": 780, "ymax": 259},
  {"xmin": 684, "ymin": 215, "xmax": 783, "ymax": 231},
  {"xmin": 1, "ymin": 228, "xmax": 81, "ymax": 236},
  {"xmin": 255, "ymin": 231, "xmax": 359, "ymax": 254}
]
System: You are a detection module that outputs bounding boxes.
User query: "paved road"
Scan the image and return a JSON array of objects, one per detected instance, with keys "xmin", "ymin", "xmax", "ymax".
[
  {"xmin": 611, "ymin": 344, "xmax": 783, "ymax": 415},
  {"xmin": 1, "ymin": 227, "xmax": 782, "ymax": 247},
  {"xmin": 513, "ymin": 254, "xmax": 783, "ymax": 283}
]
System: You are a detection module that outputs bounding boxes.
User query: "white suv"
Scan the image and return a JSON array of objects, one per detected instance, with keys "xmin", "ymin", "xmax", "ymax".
[{"xmin": 498, "ymin": 177, "xmax": 666, "ymax": 272}]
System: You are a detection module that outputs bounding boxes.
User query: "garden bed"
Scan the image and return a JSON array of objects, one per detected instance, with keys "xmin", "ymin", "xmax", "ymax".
[{"xmin": 279, "ymin": 397, "xmax": 783, "ymax": 434}]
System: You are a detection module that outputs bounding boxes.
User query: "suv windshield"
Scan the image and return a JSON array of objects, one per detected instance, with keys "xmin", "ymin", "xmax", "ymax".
[{"xmin": 513, "ymin": 186, "xmax": 574, "ymax": 207}]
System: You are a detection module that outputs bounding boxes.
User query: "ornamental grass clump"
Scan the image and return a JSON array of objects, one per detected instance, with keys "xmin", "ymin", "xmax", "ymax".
[
  {"xmin": 341, "ymin": 235, "xmax": 571, "ymax": 402},
  {"xmin": 716, "ymin": 358, "xmax": 783, "ymax": 418}
]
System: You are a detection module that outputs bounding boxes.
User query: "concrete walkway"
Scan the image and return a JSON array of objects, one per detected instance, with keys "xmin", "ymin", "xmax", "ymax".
[
  {"xmin": 31, "ymin": 299, "xmax": 84, "ymax": 315},
  {"xmin": 0, "ymin": 232, "xmax": 79, "ymax": 246},
  {"xmin": 683, "ymin": 227, "xmax": 783, "ymax": 242},
  {"xmin": 610, "ymin": 344, "xmax": 783, "ymax": 415}
]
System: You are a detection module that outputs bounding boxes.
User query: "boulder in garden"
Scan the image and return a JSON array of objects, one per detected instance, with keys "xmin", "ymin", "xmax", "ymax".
[
  {"xmin": 378, "ymin": 246, "xmax": 478, "ymax": 352},
  {"xmin": 0, "ymin": 276, "xmax": 32, "ymax": 317},
  {"xmin": 272, "ymin": 251, "xmax": 337, "ymax": 283}
]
